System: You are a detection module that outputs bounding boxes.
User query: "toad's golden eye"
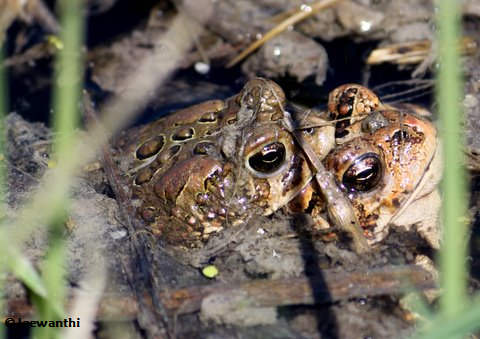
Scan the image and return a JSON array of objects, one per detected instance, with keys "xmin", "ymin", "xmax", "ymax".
[
  {"xmin": 248, "ymin": 142, "xmax": 286, "ymax": 175},
  {"xmin": 342, "ymin": 153, "xmax": 382, "ymax": 192}
]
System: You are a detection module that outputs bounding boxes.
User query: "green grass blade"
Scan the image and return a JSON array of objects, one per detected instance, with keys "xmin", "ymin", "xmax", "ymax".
[
  {"xmin": 412, "ymin": 1, "xmax": 468, "ymax": 338},
  {"xmin": 32, "ymin": 0, "xmax": 84, "ymax": 337},
  {"xmin": 52, "ymin": 0, "xmax": 84, "ymax": 157},
  {"xmin": 414, "ymin": 295, "xmax": 480, "ymax": 339},
  {"xmin": 32, "ymin": 223, "xmax": 68, "ymax": 339},
  {"xmin": 435, "ymin": 0, "xmax": 468, "ymax": 318},
  {"xmin": 1, "ymin": 239, "xmax": 47, "ymax": 297},
  {"xmin": 0, "ymin": 45, "xmax": 7, "ymax": 339}
]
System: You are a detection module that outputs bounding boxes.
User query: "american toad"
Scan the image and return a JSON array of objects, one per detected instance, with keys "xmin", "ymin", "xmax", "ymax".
[
  {"xmin": 115, "ymin": 78, "xmax": 335, "ymax": 247},
  {"xmin": 288, "ymin": 83, "xmax": 441, "ymax": 248},
  {"xmin": 325, "ymin": 107, "xmax": 441, "ymax": 247},
  {"xmin": 114, "ymin": 79, "xmax": 441, "ymax": 250}
]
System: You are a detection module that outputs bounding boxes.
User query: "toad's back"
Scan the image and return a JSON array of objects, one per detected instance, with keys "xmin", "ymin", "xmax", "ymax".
[{"xmin": 113, "ymin": 79, "xmax": 331, "ymax": 247}]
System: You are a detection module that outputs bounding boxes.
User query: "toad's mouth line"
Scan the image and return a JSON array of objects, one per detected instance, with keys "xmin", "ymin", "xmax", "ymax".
[{"xmin": 390, "ymin": 138, "xmax": 441, "ymax": 224}]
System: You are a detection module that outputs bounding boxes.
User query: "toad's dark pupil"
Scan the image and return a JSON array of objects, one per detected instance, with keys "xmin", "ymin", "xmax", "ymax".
[
  {"xmin": 263, "ymin": 150, "xmax": 279, "ymax": 162},
  {"xmin": 249, "ymin": 142, "xmax": 286, "ymax": 174},
  {"xmin": 342, "ymin": 153, "xmax": 382, "ymax": 192},
  {"xmin": 304, "ymin": 127, "xmax": 314, "ymax": 135}
]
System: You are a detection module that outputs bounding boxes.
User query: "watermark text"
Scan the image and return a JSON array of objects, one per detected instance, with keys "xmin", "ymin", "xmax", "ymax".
[{"xmin": 4, "ymin": 317, "xmax": 80, "ymax": 328}]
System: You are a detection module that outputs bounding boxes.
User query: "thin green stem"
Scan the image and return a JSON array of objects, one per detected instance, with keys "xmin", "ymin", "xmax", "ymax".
[
  {"xmin": 414, "ymin": 295, "xmax": 480, "ymax": 339},
  {"xmin": 0, "ymin": 44, "xmax": 8, "ymax": 339},
  {"xmin": 34, "ymin": 0, "xmax": 84, "ymax": 337},
  {"xmin": 52, "ymin": 0, "xmax": 84, "ymax": 158},
  {"xmin": 436, "ymin": 0, "xmax": 468, "ymax": 319}
]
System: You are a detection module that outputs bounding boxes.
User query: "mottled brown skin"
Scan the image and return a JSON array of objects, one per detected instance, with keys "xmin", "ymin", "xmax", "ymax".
[
  {"xmin": 328, "ymin": 84, "xmax": 380, "ymax": 141},
  {"xmin": 286, "ymin": 84, "xmax": 440, "ymax": 247},
  {"xmin": 115, "ymin": 78, "xmax": 334, "ymax": 247},
  {"xmin": 324, "ymin": 107, "xmax": 440, "ymax": 246},
  {"xmin": 115, "ymin": 80, "xmax": 440, "ymax": 249}
]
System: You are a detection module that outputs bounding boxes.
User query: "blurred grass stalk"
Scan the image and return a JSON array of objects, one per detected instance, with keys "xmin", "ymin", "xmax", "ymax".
[
  {"xmin": 0, "ymin": 4, "xmax": 196, "ymax": 339},
  {"xmin": 0, "ymin": 45, "xmax": 7, "ymax": 339},
  {"xmin": 415, "ymin": 294, "xmax": 480, "ymax": 339},
  {"xmin": 436, "ymin": 0, "xmax": 468, "ymax": 320},
  {"xmin": 412, "ymin": 0, "xmax": 474, "ymax": 338},
  {"xmin": 52, "ymin": 0, "xmax": 83, "ymax": 156},
  {"xmin": 33, "ymin": 0, "xmax": 84, "ymax": 338},
  {"xmin": 0, "ymin": 45, "xmax": 6, "ymax": 215},
  {"xmin": 0, "ymin": 7, "xmax": 196, "ymax": 294}
]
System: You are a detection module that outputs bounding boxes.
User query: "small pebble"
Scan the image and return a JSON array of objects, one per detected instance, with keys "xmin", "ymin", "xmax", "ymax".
[
  {"xmin": 463, "ymin": 94, "xmax": 478, "ymax": 108},
  {"xmin": 110, "ymin": 229, "xmax": 127, "ymax": 240},
  {"xmin": 194, "ymin": 62, "xmax": 210, "ymax": 74},
  {"xmin": 360, "ymin": 20, "xmax": 372, "ymax": 32}
]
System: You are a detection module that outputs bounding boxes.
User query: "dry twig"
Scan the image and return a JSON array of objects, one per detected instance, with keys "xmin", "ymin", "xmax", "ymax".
[{"xmin": 6, "ymin": 265, "xmax": 435, "ymax": 319}]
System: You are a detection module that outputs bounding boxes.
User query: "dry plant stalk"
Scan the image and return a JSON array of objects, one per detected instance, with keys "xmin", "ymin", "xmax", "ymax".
[
  {"xmin": 61, "ymin": 260, "xmax": 106, "ymax": 339},
  {"xmin": 226, "ymin": 0, "xmax": 344, "ymax": 67},
  {"xmin": 367, "ymin": 37, "xmax": 477, "ymax": 65},
  {"xmin": 0, "ymin": 0, "xmax": 58, "ymax": 44},
  {"xmin": 6, "ymin": 265, "xmax": 435, "ymax": 319},
  {"xmin": 291, "ymin": 126, "xmax": 369, "ymax": 253},
  {"xmin": 0, "ymin": 0, "xmax": 30, "ymax": 43}
]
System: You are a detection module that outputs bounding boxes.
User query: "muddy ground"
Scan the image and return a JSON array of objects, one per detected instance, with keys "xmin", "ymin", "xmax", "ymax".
[{"xmin": 4, "ymin": 1, "xmax": 480, "ymax": 338}]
